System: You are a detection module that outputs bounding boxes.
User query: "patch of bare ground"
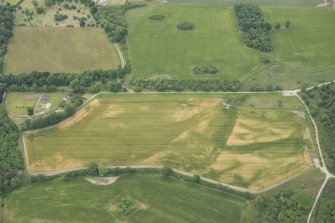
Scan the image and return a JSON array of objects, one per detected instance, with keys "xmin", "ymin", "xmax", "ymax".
[
  {"xmin": 171, "ymin": 99, "xmax": 221, "ymax": 122},
  {"xmin": 103, "ymin": 104, "xmax": 127, "ymax": 118},
  {"xmin": 29, "ymin": 158, "xmax": 85, "ymax": 172},
  {"xmin": 24, "ymin": 93, "xmax": 41, "ymax": 99},
  {"xmin": 293, "ymin": 110, "xmax": 305, "ymax": 119},
  {"xmin": 58, "ymin": 99, "xmax": 100, "ymax": 129},
  {"xmin": 86, "ymin": 177, "xmax": 119, "ymax": 185}
]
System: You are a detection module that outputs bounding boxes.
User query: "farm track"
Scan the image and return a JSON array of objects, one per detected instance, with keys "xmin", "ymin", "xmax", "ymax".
[{"xmin": 18, "ymin": 79, "xmax": 334, "ymax": 223}]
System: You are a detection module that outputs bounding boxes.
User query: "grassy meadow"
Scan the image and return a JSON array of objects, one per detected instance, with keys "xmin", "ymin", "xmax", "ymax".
[
  {"xmin": 4, "ymin": 27, "xmax": 120, "ymax": 74},
  {"xmin": 25, "ymin": 93, "xmax": 313, "ymax": 190},
  {"xmin": 127, "ymin": 4, "xmax": 263, "ymax": 80},
  {"xmin": 4, "ymin": 92, "xmax": 66, "ymax": 115},
  {"xmin": 168, "ymin": 0, "xmax": 324, "ymax": 6},
  {"xmin": 263, "ymin": 7, "xmax": 335, "ymax": 70},
  {"xmin": 4, "ymin": 92, "xmax": 41, "ymax": 115},
  {"xmin": 241, "ymin": 7, "xmax": 335, "ymax": 90},
  {"xmin": 4, "ymin": 175, "xmax": 252, "ymax": 223}
]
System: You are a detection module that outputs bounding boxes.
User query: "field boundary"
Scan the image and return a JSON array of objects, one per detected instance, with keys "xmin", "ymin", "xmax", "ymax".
[{"xmin": 26, "ymin": 165, "xmax": 313, "ymax": 194}]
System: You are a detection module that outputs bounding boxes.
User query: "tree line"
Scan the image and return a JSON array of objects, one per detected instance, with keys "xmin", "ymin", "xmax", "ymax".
[
  {"xmin": 301, "ymin": 83, "xmax": 335, "ymax": 172},
  {"xmin": 0, "ymin": 107, "xmax": 25, "ymax": 195},
  {"xmin": 0, "ymin": 68, "xmax": 127, "ymax": 93},
  {"xmin": 234, "ymin": 3, "xmax": 272, "ymax": 52},
  {"xmin": 0, "ymin": 5, "xmax": 15, "ymax": 72},
  {"xmin": 92, "ymin": 2, "xmax": 147, "ymax": 73},
  {"xmin": 129, "ymin": 78, "xmax": 241, "ymax": 92}
]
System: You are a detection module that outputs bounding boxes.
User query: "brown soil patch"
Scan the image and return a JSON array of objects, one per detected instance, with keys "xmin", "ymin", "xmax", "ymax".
[
  {"xmin": 226, "ymin": 114, "xmax": 295, "ymax": 146},
  {"xmin": 196, "ymin": 120, "xmax": 209, "ymax": 133},
  {"xmin": 212, "ymin": 152, "xmax": 309, "ymax": 190},
  {"xmin": 86, "ymin": 177, "xmax": 119, "ymax": 185},
  {"xmin": 171, "ymin": 99, "xmax": 220, "ymax": 122},
  {"xmin": 293, "ymin": 110, "xmax": 305, "ymax": 119},
  {"xmin": 304, "ymin": 127, "xmax": 312, "ymax": 141},
  {"xmin": 58, "ymin": 99, "xmax": 100, "ymax": 129},
  {"xmin": 140, "ymin": 153, "xmax": 165, "ymax": 165},
  {"xmin": 103, "ymin": 104, "xmax": 126, "ymax": 118},
  {"xmin": 29, "ymin": 158, "xmax": 84, "ymax": 172},
  {"xmin": 172, "ymin": 130, "xmax": 190, "ymax": 142},
  {"xmin": 24, "ymin": 93, "xmax": 42, "ymax": 99}
]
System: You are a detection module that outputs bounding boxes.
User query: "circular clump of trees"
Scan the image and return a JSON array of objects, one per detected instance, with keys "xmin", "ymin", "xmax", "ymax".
[
  {"xmin": 177, "ymin": 22, "xmax": 194, "ymax": 30},
  {"xmin": 149, "ymin": 15, "xmax": 165, "ymax": 20}
]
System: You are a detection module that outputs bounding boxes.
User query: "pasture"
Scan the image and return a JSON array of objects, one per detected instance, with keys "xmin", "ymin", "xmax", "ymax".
[
  {"xmin": 4, "ymin": 92, "xmax": 66, "ymax": 116},
  {"xmin": 4, "ymin": 175, "xmax": 252, "ymax": 223},
  {"xmin": 25, "ymin": 93, "xmax": 313, "ymax": 190},
  {"xmin": 4, "ymin": 27, "xmax": 120, "ymax": 74},
  {"xmin": 126, "ymin": 4, "xmax": 263, "ymax": 80},
  {"xmin": 263, "ymin": 7, "xmax": 335, "ymax": 70},
  {"xmin": 241, "ymin": 7, "xmax": 335, "ymax": 90}
]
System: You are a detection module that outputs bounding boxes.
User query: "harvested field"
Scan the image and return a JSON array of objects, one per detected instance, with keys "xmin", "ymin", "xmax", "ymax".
[
  {"xmin": 4, "ymin": 27, "xmax": 120, "ymax": 74},
  {"xmin": 25, "ymin": 93, "xmax": 313, "ymax": 190}
]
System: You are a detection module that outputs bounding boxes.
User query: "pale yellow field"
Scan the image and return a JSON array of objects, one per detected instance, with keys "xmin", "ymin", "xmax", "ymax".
[
  {"xmin": 4, "ymin": 27, "xmax": 120, "ymax": 74},
  {"xmin": 25, "ymin": 94, "xmax": 313, "ymax": 190}
]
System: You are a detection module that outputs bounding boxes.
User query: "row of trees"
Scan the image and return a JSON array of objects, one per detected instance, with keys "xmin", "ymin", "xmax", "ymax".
[
  {"xmin": 0, "ymin": 68, "xmax": 126, "ymax": 93},
  {"xmin": 0, "ymin": 107, "xmax": 25, "ymax": 195},
  {"xmin": 0, "ymin": 5, "xmax": 15, "ymax": 72},
  {"xmin": 129, "ymin": 78, "xmax": 241, "ymax": 92},
  {"xmin": 234, "ymin": 4, "xmax": 272, "ymax": 52}
]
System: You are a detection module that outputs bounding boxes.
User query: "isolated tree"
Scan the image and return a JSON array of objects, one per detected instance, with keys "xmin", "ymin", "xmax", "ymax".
[
  {"xmin": 193, "ymin": 174, "xmax": 201, "ymax": 184},
  {"xmin": 275, "ymin": 23, "xmax": 281, "ymax": 30},
  {"xmin": 98, "ymin": 166, "xmax": 108, "ymax": 177},
  {"xmin": 27, "ymin": 107, "xmax": 34, "ymax": 117},
  {"xmin": 285, "ymin": 20, "xmax": 290, "ymax": 28},
  {"xmin": 44, "ymin": 0, "xmax": 53, "ymax": 7},
  {"xmin": 161, "ymin": 167, "xmax": 173, "ymax": 176},
  {"xmin": 87, "ymin": 162, "xmax": 99, "ymax": 176}
]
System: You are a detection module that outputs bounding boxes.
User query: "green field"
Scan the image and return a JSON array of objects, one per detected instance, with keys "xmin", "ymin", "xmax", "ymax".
[
  {"xmin": 4, "ymin": 27, "xmax": 120, "ymax": 74},
  {"xmin": 25, "ymin": 93, "xmax": 313, "ymax": 190},
  {"xmin": 242, "ymin": 7, "xmax": 335, "ymax": 90},
  {"xmin": 4, "ymin": 92, "xmax": 66, "ymax": 116},
  {"xmin": 4, "ymin": 175, "xmax": 252, "ymax": 223},
  {"xmin": 127, "ymin": 4, "xmax": 263, "ymax": 80},
  {"xmin": 168, "ymin": 0, "xmax": 324, "ymax": 6},
  {"xmin": 4, "ymin": 92, "xmax": 41, "ymax": 116}
]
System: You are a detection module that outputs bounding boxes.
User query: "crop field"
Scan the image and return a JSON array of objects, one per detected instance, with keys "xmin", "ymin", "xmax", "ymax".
[
  {"xmin": 4, "ymin": 92, "xmax": 65, "ymax": 116},
  {"xmin": 127, "ymin": 4, "xmax": 263, "ymax": 80},
  {"xmin": 4, "ymin": 175, "xmax": 252, "ymax": 223},
  {"xmin": 25, "ymin": 93, "xmax": 313, "ymax": 190},
  {"xmin": 4, "ymin": 27, "xmax": 120, "ymax": 74}
]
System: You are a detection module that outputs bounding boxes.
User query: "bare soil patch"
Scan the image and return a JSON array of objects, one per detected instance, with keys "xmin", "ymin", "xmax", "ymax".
[{"xmin": 86, "ymin": 177, "xmax": 119, "ymax": 185}]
